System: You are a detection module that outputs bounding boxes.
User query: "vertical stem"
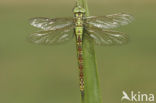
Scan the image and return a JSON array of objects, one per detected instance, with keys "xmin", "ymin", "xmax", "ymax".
[{"xmin": 78, "ymin": 0, "xmax": 102, "ymax": 103}]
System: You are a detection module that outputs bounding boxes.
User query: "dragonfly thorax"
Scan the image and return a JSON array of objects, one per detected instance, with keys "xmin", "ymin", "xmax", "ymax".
[{"xmin": 74, "ymin": 13, "xmax": 84, "ymax": 18}]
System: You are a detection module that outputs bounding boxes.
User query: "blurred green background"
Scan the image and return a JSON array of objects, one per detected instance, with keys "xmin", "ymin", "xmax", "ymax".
[{"xmin": 0, "ymin": 0, "xmax": 156, "ymax": 103}]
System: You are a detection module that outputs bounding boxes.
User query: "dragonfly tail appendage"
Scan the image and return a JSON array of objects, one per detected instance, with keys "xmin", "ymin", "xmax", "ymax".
[
  {"xmin": 77, "ymin": 35, "xmax": 85, "ymax": 98},
  {"xmin": 81, "ymin": 90, "xmax": 84, "ymax": 100}
]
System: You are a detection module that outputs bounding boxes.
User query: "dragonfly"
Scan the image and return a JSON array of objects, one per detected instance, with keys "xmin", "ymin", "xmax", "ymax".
[{"xmin": 29, "ymin": 1, "xmax": 133, "ymax": 97}]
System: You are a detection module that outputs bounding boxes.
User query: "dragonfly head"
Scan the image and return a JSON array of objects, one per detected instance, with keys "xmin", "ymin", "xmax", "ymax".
[{"xmin": 73, "ymin": 6, "xmax": 86, "ymax": 14}]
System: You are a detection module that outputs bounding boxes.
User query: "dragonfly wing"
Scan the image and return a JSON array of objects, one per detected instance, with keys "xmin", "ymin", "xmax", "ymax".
[
  {"xmin": 29, "ymin": 17, "xmax": 73, "ymax": 30},
  {"xmin": 85, "ymin": 13, "xmax": 133, "ymax": 29},
  {"xmin": 29, "ymin": 26, "xmax": 74, "ymax": 45},
  {"xmin": 86, "ymin": 27, "xmax": 128, "ymax": 45}
]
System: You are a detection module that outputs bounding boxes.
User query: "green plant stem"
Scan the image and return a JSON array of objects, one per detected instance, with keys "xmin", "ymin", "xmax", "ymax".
[{"xmin": 78, "ymin": 0, "xmax": 102, "ymax": 103}]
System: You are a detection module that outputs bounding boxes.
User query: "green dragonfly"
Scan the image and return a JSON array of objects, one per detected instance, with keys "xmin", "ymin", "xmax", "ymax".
[{"xmin": 29, "ymin": 2, "xmax": 133, "ymax": 96}]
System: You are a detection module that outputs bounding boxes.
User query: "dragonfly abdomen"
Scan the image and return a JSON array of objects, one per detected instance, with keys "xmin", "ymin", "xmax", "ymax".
[
  {"xmin": 76, "ymin": 34, "xmax": 84, "ymax": 93},
  {"xmin": 75, "ymin": 23, "xmax": 85, "ymax": 95}
]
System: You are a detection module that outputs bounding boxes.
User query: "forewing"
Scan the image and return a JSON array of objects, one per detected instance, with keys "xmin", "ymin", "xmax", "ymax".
[
  {"xmin": 29, "ymin": 17, "xmax": 73, "ymax": 30},
  {"xmin": 29, "ymin": 26, "xmax": 74, "ymax": 45},
  {"xmin": 85, "ymin": 13, "xmax": 133, "ymax": 29},
  {"xmin": 86, "ymin": 27, "xmax": 128, "ymax": 45}
]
